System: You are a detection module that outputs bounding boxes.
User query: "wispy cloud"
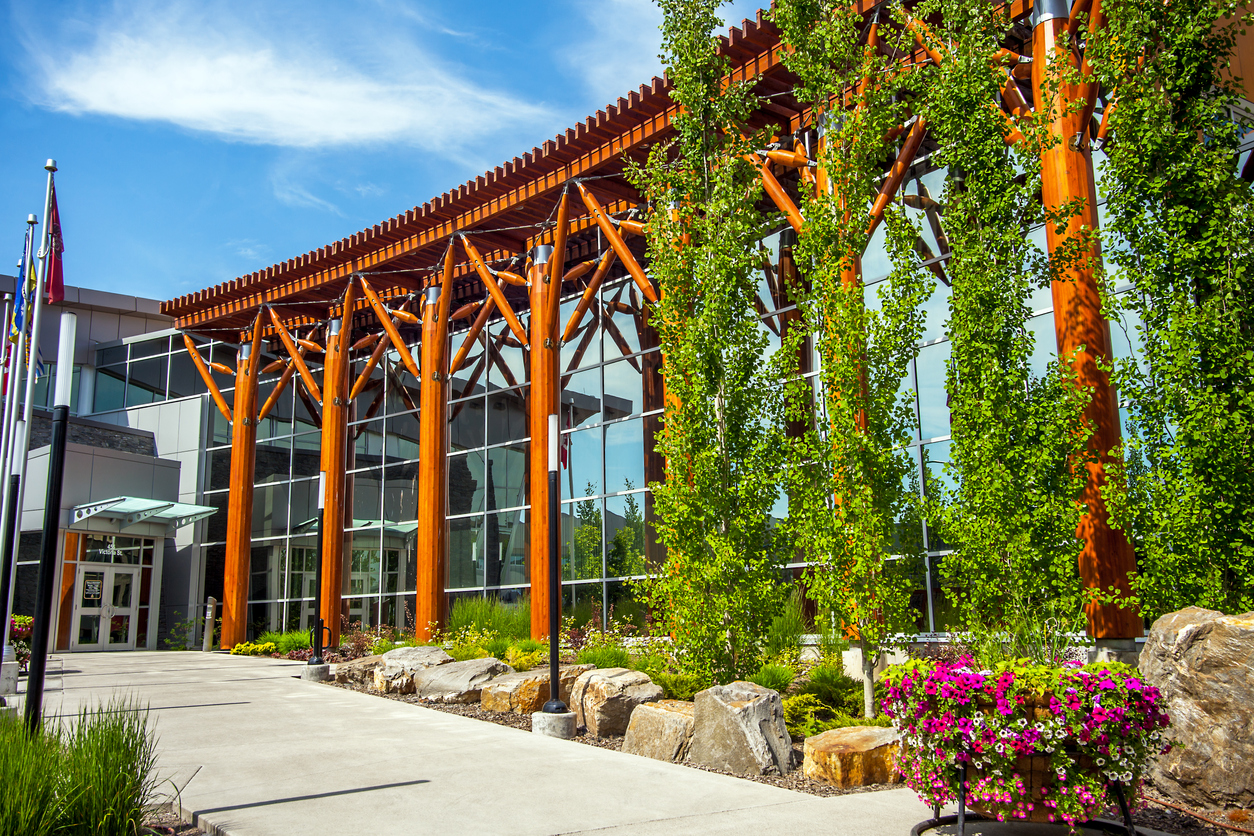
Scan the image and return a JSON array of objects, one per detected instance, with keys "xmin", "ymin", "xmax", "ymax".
[
  {"xmin": 564, "ymin": 0, "xmax": 767, "ymax": 108},
  {"xmin": 22, "ymin": 2, "xmax": 553, "ymax": 150}
]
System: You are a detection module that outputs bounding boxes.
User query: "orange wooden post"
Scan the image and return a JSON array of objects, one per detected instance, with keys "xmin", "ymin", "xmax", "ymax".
[
  {"xmin": 528, "ymin": 244, "xmax": 559, "ymax": 639},
  {"xmin": 1032, "ymin": 0, "xmax": 1141, "ymax": 639},
  {"xmin": 415, "ymin": 249, "xmax": 454, "ymax": 640},
  {"xmin": 221, "ymin": 315, "xmax": 264, "ymax": 648},
  {"xmin": 319, "ymin": 286, "xmax": 355, "ymax": 646}
]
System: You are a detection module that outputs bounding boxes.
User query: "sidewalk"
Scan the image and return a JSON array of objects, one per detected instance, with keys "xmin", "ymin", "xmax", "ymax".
[{"xmin": 24, "ymin": 651, "xmax": 940, "ymax": 835}]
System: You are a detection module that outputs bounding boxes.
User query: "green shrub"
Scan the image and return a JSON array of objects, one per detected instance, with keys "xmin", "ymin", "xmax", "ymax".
[
  {"xmin": 630, "ymin": 652, "xmax": 671, "ymax": 680},
  {"xmin": 447, "ymin": 596, "xmax": 530, "ymax": 639},
  {"xmin": 764, "ymin": 588, "xmax": 808, "ymax": 662},
  {"xmin": 0, "ymin": 699, "xmax": 157, "ymax": 835},
  {"xmin": 447, "ymin": 644, "xmax": 488, "ymax": 662},
  {"xmin": 484, "ymin": 636, "xmax": 512, "ymax": 660},
  {"xmin": 577, "ymin": 646, "xmax": 631, "ymax": 669},
  {"xmin": 258, "ymin": 629, "xmax": 311, "ymax": 656},
  {"xmin": 513, "ymin": 638, "xmax": 545, "ymax": 654},
  {"xmin": 652, "ymin": 671, "xmax": 709, "ymax": 701},
  {"xmin": 748, "ymin": 663, "xmax": 796, "ymax": 693},
  {"xmin": 505, "ymin": 646, "xmax": 544, "ymax": 671},
  {"xmin": 229, "ymin": 641, "xmax": 277, "ymax": 656},
  {"xmin": 782, "ymin": 693, "xmax": 892, "ymax": 739},
  {"xmin": 798, "ymin": 664, "xmax": 863, "ymax": 716}
]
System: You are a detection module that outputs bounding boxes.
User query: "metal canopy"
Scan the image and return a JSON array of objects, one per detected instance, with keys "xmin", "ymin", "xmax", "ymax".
[{"xmin": 71, "ymin": 497, "xmax": 218, "ymax": 531}]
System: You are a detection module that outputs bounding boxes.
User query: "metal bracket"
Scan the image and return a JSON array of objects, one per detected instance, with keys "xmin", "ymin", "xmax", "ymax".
[
  {"xmin": 544, "ymin": 338, "xmax": 554, "ymax": 349},
  {"xmin": 73, "ymin": 498, "xmax": 126, "ymax": 525},
  {"xmin": 123, "ymin": 502, "xmax": 175, "ymax": 530},
  {"xmin": 333, "ymin": 397, "xmax": 346, "ymax": 406}
]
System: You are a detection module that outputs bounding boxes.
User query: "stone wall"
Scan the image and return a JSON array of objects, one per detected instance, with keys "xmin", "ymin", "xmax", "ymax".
[{"xmin": 28, "ymin": 409, "xmax": 157, "ymax": 457}]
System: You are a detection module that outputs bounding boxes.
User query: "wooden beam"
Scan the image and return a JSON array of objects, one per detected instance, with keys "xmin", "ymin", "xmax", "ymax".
[
  {"xmin": 528, "ymin": 249, "xmax": 560, "ymax": 640},
  {"xmin": 268, "ymin": 307, "xmax": 323, "ymax": 404},
  {"xmin": 546, "ymin": 188, "xmax": 571, "ymax": 335},
  {"xmin": 746, "ymin": 154, "xmax": 806, "ymax": 233},
  {"xmin": 319, "ymin": 282, "xmax": 355, "ymax": 647},
  {"xmin": 866, "ymin": 117, "xmax": 928, "ymax": 240},
  {"xmin": 1032, "ymin": 10, "xmax": 1140, "ymax": 638},
  {"xmin": 562, "ymin": 249, "xmax": 617, "ymax": 343},
  {"xmin": 220, "ymin": 313, "xmax": 263, "ymax": 648},
  {"xmin": 182, "ymin": 334, "xmax": 232, "ymax": 423},
  {"xmin": 460, "ymin": 236, "xmax": 531, "ymax": 346},
  {"xmin": 576, "ymin": 182, "xmax": 658, "ymax": 303},
  {"xmin": 258, "ymin": 351, "xmax": 300, "ymax": 422},
  {"xmin": 359, "ymin": 275, "xmax": 423, "ymax": 382},
  {"xmin": 415, "ymin": 244, "xmax": 455, "ymax": 641}
]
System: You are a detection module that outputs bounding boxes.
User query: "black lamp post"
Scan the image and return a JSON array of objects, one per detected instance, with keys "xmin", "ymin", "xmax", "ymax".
[
  {"xmin": 542, "ymin": 412, "xmax": 566, "ymax": 714},
  {"xmin": 24, "ymin": 310, "xmax": 76, "ymax": 733},
  {"xmin": 310, "ymin": 469, "xmax": 326, "ymax": 665}
]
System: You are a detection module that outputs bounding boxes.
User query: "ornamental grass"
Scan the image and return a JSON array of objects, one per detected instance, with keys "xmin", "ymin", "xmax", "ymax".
[{"xmin": 881, "ymin": 658, "xmax": 1170, "ymax": 825}]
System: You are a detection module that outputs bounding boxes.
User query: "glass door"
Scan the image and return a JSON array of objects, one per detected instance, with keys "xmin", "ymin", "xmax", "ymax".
[{"xmin": 71, "ymin": 564, "xmax": 139, "ymax": 651}]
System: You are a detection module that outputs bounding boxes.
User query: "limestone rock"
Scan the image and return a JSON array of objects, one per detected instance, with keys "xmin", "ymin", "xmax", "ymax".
[
  {"xmin": 1141, "ymin": 606, "xmax": 1254, "ymax": 810},
  {"xmin": 570, "ymin": 668, "xmax": 664, "ymax": 737},
  {"xmin": 688, "ymin": 681, "xmax": 793, "ymax": 776},
  {"xmin": 413, "ymin": 658, "xmax": 513, "ymax": 703},
  {"xmin": 480, "ymin": 665, "xmax": 594, "ymax": 714},
  {"xmin": 622, "ymin": 700, "xmax": 695, "ymax": 762},
  {"xmin": 803, "ymin": 726, "xmax": 902, "ymax": 787},
  {"xmin": 334, "ymin": 654, "xmax": 384, "ymax": 685},
  {"xmin": 371, "ymin": 646, "xmax": 455, "ymax": 695}
]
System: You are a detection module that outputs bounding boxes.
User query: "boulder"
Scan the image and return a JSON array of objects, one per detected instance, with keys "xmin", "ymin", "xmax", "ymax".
[
  {"xmin": 371, "ymin": 646, "xmax": 455, "ymax": 694},
  {"xmin": 333, "ymin": 654, "xmax": 384, "ymax": 685},
  {"xmin": 1140, "ymin": 606, "xmax": 1254, "ymax": 810},
  {"xmin": 570, "ymin": 668, "xmax": 664, "ymax": 737},
  {"xmin": 413, "ymin": 658, "xmax": 513, "ymax": 703},
  {"xmin": 688, "ymin": 681, "xmax": 793, "ymax": 776},
  {"xmin": 480, "ymin": 665, "xmax": 594, "ymax": 714},
  {"xmin": 622, "ymin": 700, "xmax": 695, "ymax": 762},
  {"xmin": 803, "ymin": 726, "xmax": 902, "ymax": 787}
]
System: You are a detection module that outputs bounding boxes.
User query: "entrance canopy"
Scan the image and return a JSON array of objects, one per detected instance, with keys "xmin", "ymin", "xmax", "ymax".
[{"xmin": 70, "ymin": 497, "xmax": 217, "ymax": 535}]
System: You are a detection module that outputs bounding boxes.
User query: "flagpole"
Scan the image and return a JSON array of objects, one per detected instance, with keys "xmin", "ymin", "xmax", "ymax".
[
  {"xmin": 0, "ymin": 219, "xmax": 36, "ymax": 654},
  {"xmin": 1, "ymin": 160, "xmax": 56, "ymax": 655}
]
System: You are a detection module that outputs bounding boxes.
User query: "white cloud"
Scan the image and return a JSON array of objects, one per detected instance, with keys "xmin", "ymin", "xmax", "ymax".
[
  {"xmin": 565, "ymin": 0, "xmax": 767, "ymax": 108},
  {"xmin": 25, "ymin": 3, "xmax": 553, "ymax": 149}
]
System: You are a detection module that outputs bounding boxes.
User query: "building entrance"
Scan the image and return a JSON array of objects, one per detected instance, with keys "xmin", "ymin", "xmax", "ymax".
[{"xmin": 71, "ymin": 563, "xmax": 140, "ymax": 650}]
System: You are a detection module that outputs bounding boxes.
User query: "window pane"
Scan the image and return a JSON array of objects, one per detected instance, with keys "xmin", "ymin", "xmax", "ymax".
[
  {"xmin": 605, "ymin": 493, "xmax": 647, "ymax": 578},
  {"xmin": 93, "ymin": 366, "xmax": 125, "ymax": 413},
  {"xmin": 448, "ymin": 397, "xmax": 485, "ymax": 452},
  {"xmin": 126, "ymin": 356, "xmax": 167, "ymax": 406},
  {"xmin": 254, "ymin": 437, "xmax": 291, "ymax": 484},
  {"xmin": 131, "ymin": 336, "xmax": 170, "ymax": 358},
  {"xmin": 564, "ymin": 495, "xmax": 603, "ymax": 581},
  {"xmin": 487, "ymin": 388, "xmax": 528, "ymax": 446},
  {"xmin": 448, "ymin": 451, "xmax": 486, "ymax": 516},
  {"xmin": 604, "ymin": 418, "xmax": 644, "ymax": 494},
  {"xmin": 488, "ymin": 443, "xmax": 529, "ymax": 511},
  {"xmin": 916, "ymin": 341, "xmax": 950, "ymax": 440},
  {"xmin": 252, "ymin": 483, "xmax": 289, "ymax": 538},
  {"xmin": 167, "ymin": 351, "xmax": 208, "ymax": 399},
  {"xmin": 487, "ymin": 508, "xmax": 528, "ymax": 589},
  {"xmin": 603, "ymin": 360, "xmax": 642, "ymax": 420},
  {"xmin": 564, "ymin": 426, "xmax": 602, "ymax": 498},
  {"xmin": 352, "ymin": 467, "xmax": 383, "ymax": 524},
  {"xmin": 560, "ymin": 368, "xmax": 601, "ymax": 429},
  {"xmin": 448, "ymin": 515, "xmax": 484, "ymax": 590},
  {"xmin": 383, "ymin": 460, "xmax": 419, "ymax": 522},
  {"xmin": 602, "ymin": 280, "xmax": 642, "ymax": 357}
]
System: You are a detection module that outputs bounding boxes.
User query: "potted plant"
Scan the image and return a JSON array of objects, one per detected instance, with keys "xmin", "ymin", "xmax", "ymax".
[{"xmin": 881, "ymin": 655, "xmax": 1170, "ymax": 825}]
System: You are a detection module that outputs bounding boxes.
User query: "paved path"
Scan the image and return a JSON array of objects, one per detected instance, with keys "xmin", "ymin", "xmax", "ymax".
[
  {"xmin": 15, "ymin": 650, "xmax": 934, "ymax": 836},
  {"xmin": 15, "ymin": 651, "xmax": 1150, "ymax": 836}
]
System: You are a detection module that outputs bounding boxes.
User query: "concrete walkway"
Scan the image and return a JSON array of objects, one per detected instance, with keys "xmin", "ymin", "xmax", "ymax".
[{"xmin": 14, "ymin": 651, "xmax": 1144, "ymax": 836}]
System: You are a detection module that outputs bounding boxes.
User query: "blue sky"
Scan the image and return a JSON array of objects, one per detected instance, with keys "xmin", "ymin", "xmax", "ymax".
[{"xmin": 0, "ymin": 0, "xmax": 763, "ymax": 303}]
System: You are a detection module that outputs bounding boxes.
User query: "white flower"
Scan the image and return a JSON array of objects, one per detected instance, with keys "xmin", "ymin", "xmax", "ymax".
[{"xmin": 1096, "ymin": 758, "xmax": 1106, "ymax": 766}]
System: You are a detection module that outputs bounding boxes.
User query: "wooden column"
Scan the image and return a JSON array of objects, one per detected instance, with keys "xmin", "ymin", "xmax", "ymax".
[
  {"xmin": 221, "ymin": 317, "xmax": 263, "ymax": 648},
  {"xmin": 320, "ymin": 300, "xmax": 353, "ymax": 646},
  {"xmin": 415, "ymin": 250, "xmax": 453, "ymax": 640},
  {"xmin": 528, "ymin": 245, "xmax": 559, "ymax": 639},
  {"xmin": 1032, "ymin": 4, "xmax": 1141, "ymax": 638}
]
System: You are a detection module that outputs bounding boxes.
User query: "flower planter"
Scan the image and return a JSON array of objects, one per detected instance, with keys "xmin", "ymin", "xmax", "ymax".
[{"xmin": 883, "ymin": 658, "xmax": 1170, "ymax": 826}]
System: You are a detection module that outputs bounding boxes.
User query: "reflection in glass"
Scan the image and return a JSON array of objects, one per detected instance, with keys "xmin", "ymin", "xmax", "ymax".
[
  {"xmin": 448, "ymin": 451, "xmax": 486, "ymax": 516},
  {"xmin": 488, "ymin": 444, "xmax": 528, "ymax": 511},
  {"xmin": 604, "ymin": 418, "xmax": 644, "ymax": 495},
  {"xmin": 487, "ymin": 509, "xmax": 528, "ymax": 588},
  {"xmin": 602, "ymin": 361, "xmax": 641, "ymax": 420},
  {"xmin": 915, "ymin": 342, "xmax": 950, "ymax": 440},
  {"xmin": 126, "ymin": 356, "xmax": 167, "ymax": 406},
  {"xmin": 108, "ymin": 614, "xmax": 130, "ymax": 645},
  {"xmin": 94, "ymin": 366, "xmax": 126, "ymax": 413},
  {"xmin": 111, "ymin": 572, "xmax": 133, "ymax": 607},
  {"xmin": 563, "ymin": 427, "xmax": 602, "ymax": 499},
  {"xmin": 487, "ymin": 388, "xmax": 528, "ymax": 446},
  {"xmin": 564, "ymin": 494, "xmax": 602, "ymax": 582},
  {"xmin": 560, "ymin": 369, "xmax": 602, "ymax": 429},
  {"xmin": 448, "ymin": 515, "xmax": 484, "ymax": 590},
  {"xmin": 604, "ymin": 493, "xmax": 647, "ymax": 579},
  {"xmin": 78, "ymin": 615, "xmax": 100, "ymax": 645}
]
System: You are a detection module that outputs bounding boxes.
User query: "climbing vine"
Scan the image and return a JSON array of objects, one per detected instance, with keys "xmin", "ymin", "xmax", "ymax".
[
  {"xmin": 631, "ymin": 0, "xmax": 794, "ymax": 682},
  {"xmin": 1090, "ymin": 0, "xmax": 1254, "ymax": 616},
  {"xmin": 774, "ymin": 0, "xmax": 931, "ymax": 716},
  {"xmin": 916, "ymin": 0, "xmax": 1095, "ymax": 643}
]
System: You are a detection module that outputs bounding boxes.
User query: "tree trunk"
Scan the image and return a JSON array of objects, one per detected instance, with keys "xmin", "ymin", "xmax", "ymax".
[{"xmin": 861, "ymin": 642, "xmax": 877, "ymax": 718}]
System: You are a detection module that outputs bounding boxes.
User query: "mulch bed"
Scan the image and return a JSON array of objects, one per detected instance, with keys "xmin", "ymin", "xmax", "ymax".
[{"xmin": 143, "ymin": 807, "xmax": 205, "ymax": 835}]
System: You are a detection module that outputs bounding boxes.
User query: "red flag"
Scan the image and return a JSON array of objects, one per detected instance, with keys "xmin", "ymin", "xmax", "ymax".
[{"xmin": 45, "ymin": 184, "xmax": 64, "ymax": 304}]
